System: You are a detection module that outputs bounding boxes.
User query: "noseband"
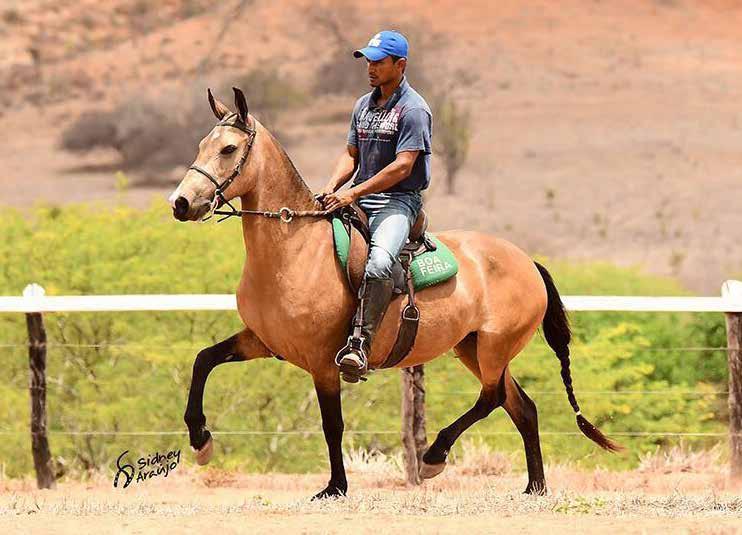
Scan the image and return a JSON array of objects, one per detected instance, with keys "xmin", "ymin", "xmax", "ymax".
[{"xmin": 188, "ymin": 114, "xmax": 257, "ymax": 219}]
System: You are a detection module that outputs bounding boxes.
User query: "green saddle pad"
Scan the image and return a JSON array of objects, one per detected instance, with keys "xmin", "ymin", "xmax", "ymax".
[{"xmin": 332, "ymin": 217, "xmax": 458, "ymax": 291}]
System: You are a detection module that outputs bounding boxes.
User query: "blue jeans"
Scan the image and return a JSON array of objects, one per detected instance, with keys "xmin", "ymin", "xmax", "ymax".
[{"xmin": 357, "ymin": 192, "xmax": 423, "ymax": 280}]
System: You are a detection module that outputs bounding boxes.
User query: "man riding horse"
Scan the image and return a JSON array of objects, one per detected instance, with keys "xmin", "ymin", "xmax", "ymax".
[
  {"xmin": 319, "ymin": 30, "xmax": 432, "ymax": 383},
  {"xmin": 169, "ymin": 29, "xmax": 621, "ymax": 499}
]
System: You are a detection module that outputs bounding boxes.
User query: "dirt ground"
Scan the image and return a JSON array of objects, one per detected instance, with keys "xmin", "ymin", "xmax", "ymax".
[
  {"xmin": 2, "ymin": 0, "xmax": 742, "ymax": 293},
  {"xmin": 2, "ymin": 467, "xmax": 742, "ymax": 534}
]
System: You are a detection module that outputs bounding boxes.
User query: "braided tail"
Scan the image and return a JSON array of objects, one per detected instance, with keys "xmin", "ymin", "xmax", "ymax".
[{"xmin": 534, "ymin": 261, "xmax": 623, "ymax": 453}]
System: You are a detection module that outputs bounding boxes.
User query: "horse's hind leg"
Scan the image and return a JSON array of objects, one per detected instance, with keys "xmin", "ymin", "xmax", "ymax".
[
  {"xmin": 184, "ymin": 329, "xmax": 272, "ymax": 464},
  {"xmin": 502, "ymin": 368, "xmax": 546, "ymax": 494},
  {"xmin": 452, "ymin": 332, "xmax": 481, "ymax": 379},
  {"xmin": 420, "ymin": 333, "xmax": 507, "ymax": 478},
  {"xmin": 420, "ymin": 375, "xmax": 506, "ymax": 478}
]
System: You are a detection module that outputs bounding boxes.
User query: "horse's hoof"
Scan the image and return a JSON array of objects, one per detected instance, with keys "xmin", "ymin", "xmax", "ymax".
[
  {"xmin": 192, "ymin": 435, "xmax": 213, "ymax": 466},
  {"xmin": 311, "ymin": 484, "xmax": 347, "ymax": 500},
  {"xmin": 419, "ymin": 461, "xmax": 446, "ymax": 480}
]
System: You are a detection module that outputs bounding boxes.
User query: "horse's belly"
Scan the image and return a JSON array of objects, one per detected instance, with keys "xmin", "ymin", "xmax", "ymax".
[{"xmin": 368, "ymin": 274, "xmax": 477, "ymax": 368}]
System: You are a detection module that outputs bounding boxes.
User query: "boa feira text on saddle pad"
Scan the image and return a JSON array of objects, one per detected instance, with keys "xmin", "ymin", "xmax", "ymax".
[{"xmin": 332, "ymin": 217, "xmax": 458, "ymax": 290}]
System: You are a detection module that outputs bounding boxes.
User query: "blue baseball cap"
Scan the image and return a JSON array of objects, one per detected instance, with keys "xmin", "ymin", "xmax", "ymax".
[{"xmin": 353, "ymin": 30, "xmax": 408, "ymax": 61}]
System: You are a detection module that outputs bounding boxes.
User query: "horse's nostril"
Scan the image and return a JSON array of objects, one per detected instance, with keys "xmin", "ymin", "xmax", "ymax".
[{"xmin": 174, "ymin": 196, "xmax": 190, "ymax": 219}]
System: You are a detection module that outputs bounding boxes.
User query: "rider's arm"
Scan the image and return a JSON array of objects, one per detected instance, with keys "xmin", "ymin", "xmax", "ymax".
[
  {"xmin": 348, "ymin": 150, "xmax": 419, "ymax": 198},
  {"xmin": 322, "ymin": 145, "xmax": 358, "ymax": 194}
]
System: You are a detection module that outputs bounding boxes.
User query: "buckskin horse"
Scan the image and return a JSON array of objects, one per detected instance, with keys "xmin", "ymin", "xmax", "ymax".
[{"xmin": 169, "ymin": 87, "xmax": 621, "ymax": 499}]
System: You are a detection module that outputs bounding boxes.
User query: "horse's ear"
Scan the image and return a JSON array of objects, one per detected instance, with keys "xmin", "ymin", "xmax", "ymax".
[
  {"xmin": 207, "ymin": 88, "xmax": 231, "ymax": 120},
  {"xmin": 232, "ymin": 87, "xmax": 249, "ymax": 124}
]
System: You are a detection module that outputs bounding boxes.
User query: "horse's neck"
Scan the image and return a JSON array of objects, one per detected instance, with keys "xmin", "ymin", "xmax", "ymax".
[{"xmin": 239, "ymin": 128, "xmax": 327, "ymax": 276}]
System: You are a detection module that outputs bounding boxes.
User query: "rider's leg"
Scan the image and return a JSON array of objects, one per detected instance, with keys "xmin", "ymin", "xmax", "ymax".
[{"xmin": 337, "ymin": 195, "xmax": 418, "ymax": 381}]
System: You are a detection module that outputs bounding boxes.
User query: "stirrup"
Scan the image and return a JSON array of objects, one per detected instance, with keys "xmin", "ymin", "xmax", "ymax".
[{"xmin": 335, "ymin": 336, "xmax": 368, "ymax": 383}]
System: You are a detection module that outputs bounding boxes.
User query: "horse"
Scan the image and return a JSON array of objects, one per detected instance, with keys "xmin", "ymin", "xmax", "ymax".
[{"xmin": 168, "ymin": 87, "xmax": 622, "ymax": 500}]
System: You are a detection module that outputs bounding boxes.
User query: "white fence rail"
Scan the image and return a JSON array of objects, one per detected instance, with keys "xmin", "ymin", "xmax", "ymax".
[{"xmin": 2, "ymin": 279, "xmax": 742, "ymax": 313}]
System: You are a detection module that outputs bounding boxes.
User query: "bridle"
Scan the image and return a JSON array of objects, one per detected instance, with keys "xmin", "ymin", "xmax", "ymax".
[
  {"xmin": 188, "ymin": 113, "xmax": 257, "ymax": 221},
  {"xmin": 189, "ymin": 113, "xmax": 330, "ymax": 223}
]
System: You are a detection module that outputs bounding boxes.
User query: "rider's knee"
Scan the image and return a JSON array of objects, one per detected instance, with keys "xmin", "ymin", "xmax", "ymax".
[{"xmin": 365, "ymin": 247, "xmax": 395, "ymax": 279}]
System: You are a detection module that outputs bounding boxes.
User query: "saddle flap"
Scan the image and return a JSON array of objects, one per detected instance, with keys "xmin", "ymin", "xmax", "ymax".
[
  {"xmin": 331, "ymin": 204, "xmax": 369, "ymax": 294},
  {"xmin": 346, "ymin": 228, "xmax": 368, "ymax": 293}
]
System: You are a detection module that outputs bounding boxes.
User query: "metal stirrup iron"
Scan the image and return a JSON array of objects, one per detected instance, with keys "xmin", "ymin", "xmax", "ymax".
[{"xmin": 335, "ymin": 280, "xmax": 369, "ymax": 382}]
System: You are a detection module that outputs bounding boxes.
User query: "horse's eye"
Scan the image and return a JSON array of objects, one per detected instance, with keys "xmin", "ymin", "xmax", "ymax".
[{"xmin": 221, "ymin": 145, "xmax": 237, "ymax": 155}]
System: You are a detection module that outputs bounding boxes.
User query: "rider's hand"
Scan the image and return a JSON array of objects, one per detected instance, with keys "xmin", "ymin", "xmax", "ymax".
[
  {"xmin": 319, "ymin": 185, "xmax": 336, "ymax": 197},
  {"xmin": 322, "ymin": 189, "xmax": 357, "ymax": 212},
  {"xmin": 314, "ymin": 185, "xmax": 336, "ymax": 206}
]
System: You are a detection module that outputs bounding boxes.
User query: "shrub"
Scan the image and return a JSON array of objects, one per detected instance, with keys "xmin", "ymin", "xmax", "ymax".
[
  {"xmin": 431, "ymin": 95, "xmax": 472, "ymax": 195},
  {"xmin": 59, "ymin": 110, "xmax": 118, "ymax": 153},
  {"xmin": 59, "ymin": 69, "xmax": 306, "ymax": 180},
  {"xmin": 2, "ymin": 8, "xmax": 24, "ymax": 25}
]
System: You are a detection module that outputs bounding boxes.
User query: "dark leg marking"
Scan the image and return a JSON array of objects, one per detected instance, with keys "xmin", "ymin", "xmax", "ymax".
[
  {"xmin": 422, "ymin": 371, "xmax": 507, "ymax": 465},
  {"xmin": 505, "ymin": 378, "xmax": 546, "ymax": 495},
  {"xmin": 312, "ymin": 387, "xmax": 348, "ymax": 500},
  {"xmin": 183, "ymin": 334, "xmax": 244, "ymax": 450}
]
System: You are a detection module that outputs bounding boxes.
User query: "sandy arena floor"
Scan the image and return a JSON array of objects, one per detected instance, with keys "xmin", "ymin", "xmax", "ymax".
[{"xmin": 2, "ymin": 466, "xmax": 742, "ymax": 534}]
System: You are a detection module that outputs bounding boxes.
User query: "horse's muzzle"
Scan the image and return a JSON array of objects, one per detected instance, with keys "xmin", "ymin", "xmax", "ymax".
[
  {"xmin": 173, "ymin": 196, "xmax": 191, "ymax": 221},
  {"xmin": 172, "ymin": 196, "xmax": 211, "ymax": 221}
]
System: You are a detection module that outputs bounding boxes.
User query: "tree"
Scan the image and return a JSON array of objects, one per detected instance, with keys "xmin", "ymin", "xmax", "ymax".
[{"xmin": 432, "ymin": 95, "xmax": 472, "ymax": 195}]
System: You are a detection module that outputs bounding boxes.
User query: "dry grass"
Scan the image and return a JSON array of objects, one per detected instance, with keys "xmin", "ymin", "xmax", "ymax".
[
  {"xmin": 2, "ymin": 450, "xmax": 742, "ymax": 534},
  {"xmin": 638, "ymin": 443, "xmax": 724, "ymax": 474},
  {"xmin": 2, "ymin": 466, "xmax": 742, "ymax": 519},
  {"xmin": 199, "ymin": 467, "xmax": 238, "ymax": 488},
  {"xmin": 338, "ymin": 440, "xmax": 512, "ymax": 486},
  {"xmin": 2, "ymin": 484, "xmax": 741, "ymax": 518},
  {"xmin": 344, "ymin": 447, "xmax": 404, "ymax": 481},
  {"xmin": 451, "ymin": 438, "xmax": 513, "ymax": 477}
]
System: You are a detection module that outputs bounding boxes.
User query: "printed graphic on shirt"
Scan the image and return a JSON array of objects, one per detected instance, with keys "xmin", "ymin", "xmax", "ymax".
[{"xmin": 356, "ymin": 107, "xmax": 401, "ymax": 144}]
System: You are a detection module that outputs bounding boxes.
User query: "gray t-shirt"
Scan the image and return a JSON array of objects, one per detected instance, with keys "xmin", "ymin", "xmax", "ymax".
[{"xmin": 347, "ymin": 77, "xmax": 432, "ymax": 193}]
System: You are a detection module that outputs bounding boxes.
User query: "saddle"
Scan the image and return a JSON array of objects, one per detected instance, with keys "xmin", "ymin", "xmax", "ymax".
[{"xmin": 334, "ymin": 203, "xmax": 440, "ymax": 370}]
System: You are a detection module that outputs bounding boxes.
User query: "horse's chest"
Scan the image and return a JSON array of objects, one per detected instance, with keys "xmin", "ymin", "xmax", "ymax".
[{"xmin": 236, "ymin": 279, "xmax": 349, "ymax": 359}]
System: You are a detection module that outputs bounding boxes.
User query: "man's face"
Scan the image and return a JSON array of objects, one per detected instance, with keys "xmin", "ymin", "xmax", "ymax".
[{"xmin": 366, "ymin": 56, "xmax": 405, "ymax": 87}]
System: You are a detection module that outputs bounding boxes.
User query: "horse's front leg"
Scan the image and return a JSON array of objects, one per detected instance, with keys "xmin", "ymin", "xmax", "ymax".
[
  {"xmin": 184, "ymin": 328, "xmax": 272, "ymax": 464},
  {"xmin": 311, "ymin": 369, "xmax": 347, "ymax": 500}
]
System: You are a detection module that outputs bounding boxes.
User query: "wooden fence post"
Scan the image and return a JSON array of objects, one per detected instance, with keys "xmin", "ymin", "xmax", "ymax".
[
  {"xmin": 24, "ymin": 284, "xmax": 55, "ymax": 489},
  {"xmin": 401, "ymin": 365, "xmax": 426, "ymax": 486},
  {"xmin": 723, "ymin": 281, "xmax": 742, "ymax": 479}
]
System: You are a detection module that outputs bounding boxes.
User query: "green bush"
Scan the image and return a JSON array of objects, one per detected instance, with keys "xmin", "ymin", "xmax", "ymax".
[{"xmin": 0, "ymin": 203, "xmax": 728, "ymax": 478}]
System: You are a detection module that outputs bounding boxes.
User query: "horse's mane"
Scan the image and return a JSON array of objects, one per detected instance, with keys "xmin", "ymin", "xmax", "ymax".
[{"xmin": 258, "ymin": 120, "xmax": 317, "ymax": 206}]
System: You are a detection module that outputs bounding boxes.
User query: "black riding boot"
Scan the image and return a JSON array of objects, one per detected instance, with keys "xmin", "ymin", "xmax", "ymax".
[{"xmin": 336, "ymin": 276, "xmax": 394, "ymax": 383}]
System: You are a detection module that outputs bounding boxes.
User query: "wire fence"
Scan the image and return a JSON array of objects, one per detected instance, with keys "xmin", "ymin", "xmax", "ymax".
[
  {"xmin": 0, "ymin": 430, "xmax": 737, "ymax": 437},
  {"xmin": 433, "ymin": 391, "xmax": 729, "ymax": 396},
  {"xmin": 0, "ymin": 343, "xmax": 737, "ymax": 351},
  {"xmin": 1, "ymin": 341, "xmax": 733, "ymax": 440},
  {"xmin": 2, "ymin": 344, "xmax": 733, "ymax": 395}
]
